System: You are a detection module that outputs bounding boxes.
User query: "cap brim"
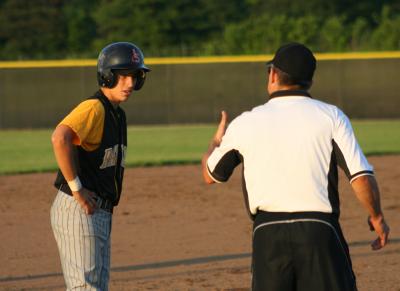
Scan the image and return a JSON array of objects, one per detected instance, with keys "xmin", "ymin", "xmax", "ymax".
[{"xmin": 265, "ymin": 60, "xmax": 274, "ymax": 67}]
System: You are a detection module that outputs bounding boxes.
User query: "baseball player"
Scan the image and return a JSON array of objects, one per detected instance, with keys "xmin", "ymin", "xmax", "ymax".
[
  {"xmin": 50, "ymin": 42, "xmax": 150, "ymax": 290},
  {"xmin": 202, "ymin": 43, "xmax": 390, "ymax": 290}
]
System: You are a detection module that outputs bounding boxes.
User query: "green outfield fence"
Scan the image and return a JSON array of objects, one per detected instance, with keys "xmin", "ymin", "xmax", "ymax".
[{"xmin": 1, "ymin": 52, "xmax": 400, "ymax": 128}]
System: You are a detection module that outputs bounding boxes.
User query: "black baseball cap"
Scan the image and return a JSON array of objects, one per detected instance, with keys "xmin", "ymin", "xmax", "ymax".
[{"xmin": 266, "ymin": 43, "xmax": 316, "ymax": 83}]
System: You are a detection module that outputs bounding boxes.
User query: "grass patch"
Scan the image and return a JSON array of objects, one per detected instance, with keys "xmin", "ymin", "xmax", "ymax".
[
  {"xmin": 352, "ymin": 120, "xmax": 400, "ymax": 155},
  {"xmin": 0, "ymin": 120, "xmax": 399, "ymax": 175}
]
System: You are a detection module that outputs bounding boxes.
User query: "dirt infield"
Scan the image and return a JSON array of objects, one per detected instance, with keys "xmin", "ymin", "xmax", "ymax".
[{"xmin": 0, "ymin": 155, "xmax": 399, "ymax": 290}]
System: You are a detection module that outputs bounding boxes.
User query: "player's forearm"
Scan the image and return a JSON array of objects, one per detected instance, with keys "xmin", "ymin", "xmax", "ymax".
[
  {"xmin": 51, "ymin": 126, "xmax": 78, "ymax": 182},
  {"xmin": 351, "ymin": 175, "xmax": 383, "ymax": 219}
]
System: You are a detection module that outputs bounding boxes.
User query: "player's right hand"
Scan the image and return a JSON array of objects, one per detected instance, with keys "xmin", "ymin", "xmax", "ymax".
[{"xmin": 72, "ymin": 188, "xmax": 97, "ymax": 215}]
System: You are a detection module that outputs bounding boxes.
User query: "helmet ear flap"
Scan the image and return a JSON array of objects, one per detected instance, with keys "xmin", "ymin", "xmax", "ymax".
[
  {"xmin": 98, "ymin": 69, "xmax": 117, "ymax": 88},
  {"xmin": 107, "ymin": 71, "xmax": 118, "ymax": 88},
  {"xmin": 134, "ymin": 70, "xmax": 146, "ymax": 91}
]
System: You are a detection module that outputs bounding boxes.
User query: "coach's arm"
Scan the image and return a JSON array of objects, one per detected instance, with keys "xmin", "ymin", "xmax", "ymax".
[
  {"xmin": 351, "ymin": 175, "xmax": 390, "ymax": 250},
  {"xmin": 202, "ymin": 111, "xmax": 227, "ymax": 184}
]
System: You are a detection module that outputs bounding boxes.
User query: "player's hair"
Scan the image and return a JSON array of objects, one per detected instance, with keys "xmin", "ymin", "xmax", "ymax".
[{"xmin": 274, "ymin": 66, "xmax": 312, "ymax": 91}]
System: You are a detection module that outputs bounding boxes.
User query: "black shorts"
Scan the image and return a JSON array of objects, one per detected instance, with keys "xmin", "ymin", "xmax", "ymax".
[{"xmin": 252, "ymin": 211, "xmax": 357, "ymax": 291}]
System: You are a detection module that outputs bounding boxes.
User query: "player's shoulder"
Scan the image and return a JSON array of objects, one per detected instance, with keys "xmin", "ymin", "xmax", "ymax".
[
  {"xmin": 75, "ymin": 99, "xmax": 105, "ymax": 116},
  {"xmin": 80, "ymin": 98, "xmax": 103, "ymax": 108}
]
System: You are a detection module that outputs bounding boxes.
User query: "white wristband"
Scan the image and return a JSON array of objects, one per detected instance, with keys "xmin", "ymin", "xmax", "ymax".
[{"xmin": 67, "ymin": 176, "xmax": 82, "ymax": 192}]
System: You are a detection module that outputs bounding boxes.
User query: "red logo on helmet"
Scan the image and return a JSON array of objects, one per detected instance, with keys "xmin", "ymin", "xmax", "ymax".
[{"xmin": 131, "ymin": 49, "xmax": 140, "ymax": 63}]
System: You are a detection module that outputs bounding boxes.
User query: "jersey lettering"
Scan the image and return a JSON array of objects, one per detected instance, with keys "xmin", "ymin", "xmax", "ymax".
[
  {"xmin": 99, "ymin": 145, "xmax": 118, "ymax": 169},
  {"xmin": 99, "ymin": 144, "xmax": 127, "ymax": 169},
  {"xmin": 121, "ymin": 145, "xmax": 127, "ymax": 168}
]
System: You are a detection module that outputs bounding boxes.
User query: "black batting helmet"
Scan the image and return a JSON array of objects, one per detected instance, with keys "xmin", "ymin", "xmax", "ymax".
[{"xmin": 97, "ymin": 42, "xmax": 150, "ymax": 90}]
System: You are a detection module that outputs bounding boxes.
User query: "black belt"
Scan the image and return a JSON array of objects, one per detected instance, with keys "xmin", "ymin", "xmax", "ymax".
[
  {"xmin": 93, "ymin": 196, "xmax": 114, "ymax": 213},
  {"xmin": 59, "ymin": 184, "xmax": 114, "ymax": 213}
]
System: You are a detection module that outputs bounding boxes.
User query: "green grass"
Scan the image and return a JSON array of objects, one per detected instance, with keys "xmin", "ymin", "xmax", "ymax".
[
  {"xmin": 0, "ymin": 120, "xmax": 399, "ymax": 175},
  {"xmin": 0, "ymin": 125, "xmax": 216, "ymax": 175},
  {"xmin": 352, "ymin": 120, "xmax": 400, "ymax": 155},
  {"xmin": 126, "ymin": 125, "xmax": 213, "ymax": 166}
]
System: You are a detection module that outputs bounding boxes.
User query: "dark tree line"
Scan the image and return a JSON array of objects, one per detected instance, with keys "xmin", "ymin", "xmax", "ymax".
[{"xmin": 0, "ymin": 0, "xmax": 399, "ymax": 60}]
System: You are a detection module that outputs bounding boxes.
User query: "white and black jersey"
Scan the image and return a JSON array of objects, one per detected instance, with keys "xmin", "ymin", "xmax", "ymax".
[{"xmin": 207, "ymin": 90, "xmax": 373, "ymax": 218}]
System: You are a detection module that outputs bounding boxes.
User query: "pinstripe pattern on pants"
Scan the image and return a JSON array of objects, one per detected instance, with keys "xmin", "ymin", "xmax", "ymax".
[{"xmin": 50, "ymin": 190, "xmax": 112, "ymax": 291}]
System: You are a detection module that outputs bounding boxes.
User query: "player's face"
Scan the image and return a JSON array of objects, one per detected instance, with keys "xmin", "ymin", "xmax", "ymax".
[{"xmin": 107, "ymin": 73, "xmax": 136, "ymax": 104}]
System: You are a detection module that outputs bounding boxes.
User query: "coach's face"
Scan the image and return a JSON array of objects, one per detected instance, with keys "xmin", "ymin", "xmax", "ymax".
[{"xmin": 103, "ymin": 73, "xmax": 136, "ymax": 105}]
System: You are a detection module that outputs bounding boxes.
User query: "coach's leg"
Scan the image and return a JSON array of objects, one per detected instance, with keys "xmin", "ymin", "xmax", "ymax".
[
  {"xmin": 252, "ymin": 224, "xmax": 295, "ymax": 291},
  {"xmin": 293, "ymin": 221, "xmax": 357, "ymax": 291}
]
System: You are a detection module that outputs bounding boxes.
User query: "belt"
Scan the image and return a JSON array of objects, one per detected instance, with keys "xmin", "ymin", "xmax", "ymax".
[
  {"xmin": 93, "ymin": 196, "xmax": 114, "ymax": 213},
  {"xmin": 59, "ymin": 184, "xmax": 114, "ymax": 213},
  {"xmin": 254, "ymin": 210, "xmax": 338, "ymax": 229}
]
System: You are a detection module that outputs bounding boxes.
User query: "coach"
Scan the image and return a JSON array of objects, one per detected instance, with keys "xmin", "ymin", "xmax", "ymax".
[{"xmin": 202, "ymin": 43, "xmax": 390, "ymax": 290}]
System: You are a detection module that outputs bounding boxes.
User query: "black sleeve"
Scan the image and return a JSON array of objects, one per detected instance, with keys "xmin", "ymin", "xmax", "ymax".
[{"xmin": 208, "ymin": 149, "xmax": 242, "ymax": 182}]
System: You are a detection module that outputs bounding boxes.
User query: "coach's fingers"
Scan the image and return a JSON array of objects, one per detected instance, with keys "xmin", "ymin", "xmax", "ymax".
[
  {"xmin": 371, "ymin": 237, "xmax": 381, "ymax": 250},
  {"xmin": 214, "ymin": 111, "xmax": 228, "ymax": 144},
  {"xmin": 367, "ymin": 216, "xmax": 374, "ymax": 231},
  {"xmin": 220, "ymin": 110, "xmax": 227, "ymax": 127},
  {"xmin": 371, "ymin": 237, "xmax": 386, "ymax": 250},
  {"xmin": 370, "ymin": 217, "xmax": 390, "ymax": 250}
]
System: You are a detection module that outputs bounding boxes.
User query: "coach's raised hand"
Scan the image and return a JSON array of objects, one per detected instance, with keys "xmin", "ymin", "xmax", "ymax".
[
  {"xmin": 213, "ymin": 110, "xmax": 228, "ymax": 146},
  {"xmin": 202, "ymin": 111, "xmax": 228, "ymax": 184}
]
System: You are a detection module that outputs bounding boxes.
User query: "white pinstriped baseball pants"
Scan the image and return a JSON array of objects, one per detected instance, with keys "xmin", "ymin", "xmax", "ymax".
[{"xmin": 51, "ymin": 190, "xmax": 112, "ymax": 291}]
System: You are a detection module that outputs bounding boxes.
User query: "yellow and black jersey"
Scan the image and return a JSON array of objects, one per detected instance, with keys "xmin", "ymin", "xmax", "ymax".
[
  {"xmin": 54, "ymin": 90, "xmax": 127, "ymax": 205},
  {"xmin": 59, "ymin": 99, "xmax": 105, "ymax": 151}
]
